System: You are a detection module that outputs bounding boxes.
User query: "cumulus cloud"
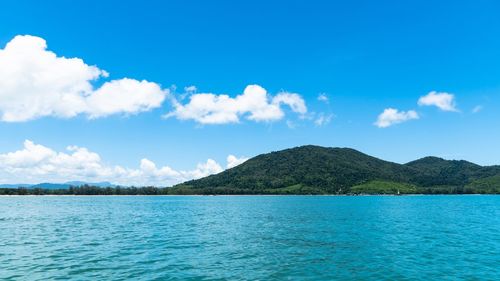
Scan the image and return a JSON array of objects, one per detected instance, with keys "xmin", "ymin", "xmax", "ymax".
[
  {"xmin": 0, "ymin": 140, "xmax": 246, "ymax": 186},
  {"xmin": 374, "ymin": 108, "xmax": 419, "ymax": 128},
  {"xmin": 226, "ymin": 155, "xmax": 249, "ymax": 169},
  {"xmin": 165, "ymin": 85, "xmax": 307, "ymax": 124},
  {"xmin": 0, "ymin": 35, "xmax": 167, "ymax": 122},
  {"xmin": 85, "ymin": 79, "xmax": 166, "ymax": 118},
  {"xmin": 418, "ymin": 91, "xmax": 458, "ymax": 112}
]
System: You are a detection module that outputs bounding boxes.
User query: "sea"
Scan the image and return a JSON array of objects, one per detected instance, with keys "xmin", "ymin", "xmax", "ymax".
[{"xmin": 0, "ymin": 195, "xmax": 499, "ymax": 280}]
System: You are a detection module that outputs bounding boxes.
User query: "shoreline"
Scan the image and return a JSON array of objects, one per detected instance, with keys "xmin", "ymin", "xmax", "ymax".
[{"xmin": 0, "ymin": 194, "xmax": 496, "ymax": 197}]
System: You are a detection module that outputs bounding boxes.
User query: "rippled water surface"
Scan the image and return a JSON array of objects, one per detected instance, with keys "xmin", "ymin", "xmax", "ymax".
[{"xmin": 0, "ymin": 195, "xmax": 499, "ymax": 280}]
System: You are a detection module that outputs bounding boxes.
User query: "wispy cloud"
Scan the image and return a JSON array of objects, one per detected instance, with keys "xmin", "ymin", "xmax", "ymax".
[
  {"xmin": 184, "ymin": 85, "xmax": 197, "ymax": 93},
  {"xmin": 286, "ymin": 120, "xmax": 297, "ymax": 129},
  {"xmin": 317, "ymin": 93, "xmax": 329, "ymax": 103},
  {"xmin": 472, "ymin": 105, "xmax": 483, "ymax": 113},
  {"xmin": 314, "ymin": 113, "xmax": 333, "ymax": 126}
]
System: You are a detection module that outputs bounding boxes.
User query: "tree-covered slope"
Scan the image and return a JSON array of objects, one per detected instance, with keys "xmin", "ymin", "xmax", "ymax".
[
  {"xmin": 404, "ymin": 157, "xmax": 500, "ymax": 187},
  {"xmin": 173, "ymin": 145, "xmax": 500, "ymax": 194},
  {"xmin": 465, "ymin": 175, "xmax": 500, "ymax": 194},
  {"xmin": 350, "ymin": 180, "xmax": 418, "ymax": 194},
  {"xmin": 175, "ymin": 145, "xmax": 416, "ymax": 193}
]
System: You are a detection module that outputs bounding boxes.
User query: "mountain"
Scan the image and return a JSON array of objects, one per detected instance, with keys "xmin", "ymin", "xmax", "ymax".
[
  {"xmin": 64, "ymin": 181, "xmax": 115, "ymax": 188},
  {"xmin": 172, "ymin": 145, "xmax": 500, "ymax": 194},
  {"xmin": 30, "ymin": 183, "xmax": 73, "ymax": 190}
]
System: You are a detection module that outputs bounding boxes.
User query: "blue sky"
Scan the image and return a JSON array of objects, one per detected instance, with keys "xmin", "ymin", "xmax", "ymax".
[{"xmin": 1, "ymin": 0, "xmax": 499, "ymax": 185}]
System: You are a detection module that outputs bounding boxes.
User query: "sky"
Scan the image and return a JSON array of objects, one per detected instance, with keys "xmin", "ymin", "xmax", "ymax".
[{"xmin": 1, "ymin": 0, "xmax": 499, "ymax": 186}]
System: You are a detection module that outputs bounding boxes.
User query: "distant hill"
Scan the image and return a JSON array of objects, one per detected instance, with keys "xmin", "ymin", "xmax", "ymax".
[
  {"xmin": 0, "ymin": 181, "xmax": 115, "ymax": 190},
  {"xmin": 0, "ymin": 183, "xmax": 32, "ymax": 189},
  {"xmin": 64, "ymin": 181, "xmax": 115, "ymax": 188},
  {"xmin": 172, "ymin": 145, "xmax": 500, "ymax": 194},
  {"xmin": 30, "ymin": 183, "xmax": 73, "ymax": 190}
]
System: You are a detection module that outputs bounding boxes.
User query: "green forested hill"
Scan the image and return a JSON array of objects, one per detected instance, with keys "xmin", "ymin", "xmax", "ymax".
[
  {"xmin": 405, "ymin": 157, "xmax": 500, "ymax": 187},
  {"xmin": 172, "ymin": 145, "xmax": 500, "ymax": 194},
  {"xmin": 465, "ymin": 175, "xmax": 500, "ymax": 194}
]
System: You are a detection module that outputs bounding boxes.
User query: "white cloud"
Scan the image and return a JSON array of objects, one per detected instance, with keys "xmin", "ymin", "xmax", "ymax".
[
  {"xmin": 317, "ymin": 93, "xmax": 329, "ymax": 103},
  {"xmin": 314, "ymin": 113, "xmax": 333, "ymax": 126},
  {"xmin": 374, "ymin": 108, "xmax": 419, "ymax": 128},
  {"xmin": 165, "ymin": 85, "xmax": 307, "ymax": 124},
  {"xmin": 85, "ymin": 78, "xmax": 166, "ymax": 118},
  {"xmin": 0, "ymin": 35, "xmax": 167, "ymax": 122},
  {"xmin": 0, "ymin": 140, "xmax": 246, "ymax": 186},
  {"xmin": 226, "ymin": 155, "xmax": 249, "ymax": 169},
  {"xmin": 472, "ymin": 105, "xmax": 483, "ymax": 113},
  {"xmin": 418, "ymin": 91, "xmax": 458, "ymax": 112},
  {"xmin": 184, "ymin": 85, "xmax": 197, "ymax": 93}
]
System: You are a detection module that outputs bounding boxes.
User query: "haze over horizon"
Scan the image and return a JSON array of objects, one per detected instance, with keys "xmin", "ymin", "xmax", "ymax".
[{"xmin": 1, "ymin": 0, "xmax": 500, "ymax": 185}]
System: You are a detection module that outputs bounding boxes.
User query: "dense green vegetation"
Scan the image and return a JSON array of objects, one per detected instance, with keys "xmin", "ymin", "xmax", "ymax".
[
  {"xmin": 405, "ymin": 157, "xmax": 500, "ymax": 187},
  {"xmin": 2, "ymin": 145, "xmax": 500, "ymax": 195},
  {"xmin": 178, "ymin": 146, "xmax": 412, "ymax": 193},
  {"xmin": 175, "ymin": 145, "xmax": 500, "ymax": 194},
  {"xmin": 465, "ymin": 175, "xmax": 500, "ymax": 194},
  {"xmin": 350, "ymin": 180, "xmax": 417, "ymax": 194}
]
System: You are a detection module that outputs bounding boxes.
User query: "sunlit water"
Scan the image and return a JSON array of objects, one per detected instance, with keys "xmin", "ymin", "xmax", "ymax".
[{"xmin": 0, "ymin": 195, "xmax": 499, "ymax": 280}]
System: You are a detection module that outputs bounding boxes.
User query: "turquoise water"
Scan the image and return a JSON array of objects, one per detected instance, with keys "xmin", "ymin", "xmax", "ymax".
[{"xmin": 0, "ymin": 196, "xmax": 499, "ymax": 280}]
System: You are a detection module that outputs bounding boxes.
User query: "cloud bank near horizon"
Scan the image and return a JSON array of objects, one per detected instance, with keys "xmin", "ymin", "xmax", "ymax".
[{"xmin": 0, "ymin": 140, "xmax": 248, "ymax": 186}]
